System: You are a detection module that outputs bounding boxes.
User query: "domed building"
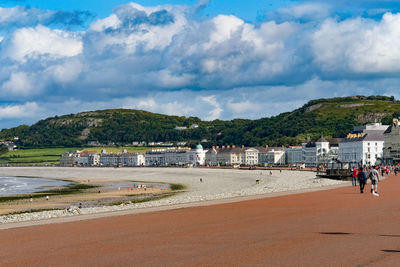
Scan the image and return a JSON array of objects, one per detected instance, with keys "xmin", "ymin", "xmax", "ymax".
[{"xmin": 187, "ymin": 144, "xmax": 207, "ymax": 166}]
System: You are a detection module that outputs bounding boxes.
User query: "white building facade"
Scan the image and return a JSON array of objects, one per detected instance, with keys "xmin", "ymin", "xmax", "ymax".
[
  {"xmin": 284, "ymin": 147, "xmax": 303, "ymax": 165},
  {"xmin": 301, "ymin": 138, "xmax": 330, "ymax": 166},
  {"xmin": 339, "ymin": 123, "xmax": 386, "ymax": 166}
]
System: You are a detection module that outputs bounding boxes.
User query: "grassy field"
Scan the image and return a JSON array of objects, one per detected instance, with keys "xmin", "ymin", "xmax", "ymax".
[{"xmin": 0, "ymin": 147, "xmax": 161, "ymax": 166}]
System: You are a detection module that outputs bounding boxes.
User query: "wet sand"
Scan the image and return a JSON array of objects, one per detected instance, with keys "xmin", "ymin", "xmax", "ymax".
[{"xmin": 0, "ymin": 186, "xmax": 164, "ymax": 215}]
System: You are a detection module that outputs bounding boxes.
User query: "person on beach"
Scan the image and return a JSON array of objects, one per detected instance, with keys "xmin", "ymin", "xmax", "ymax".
[
  {"xmin": 358, "ymin": 167, "xmax": 368, "ymax": 194},
  {"xmin": 46, "ymin": 195, "xmax": 49, "ymax": 201},
  {"xmin": 369, "ymin": 167, "xmax": 380, "ymax": 196},
  {"xmin": 352, "ymin": 168, "xmax": 358, "ymax": 186}
]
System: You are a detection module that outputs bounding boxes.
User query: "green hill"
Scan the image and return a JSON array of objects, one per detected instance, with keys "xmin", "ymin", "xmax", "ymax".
[{"xmin": 1, "ymin": 95, "xmax": 399, "ymax": 148}]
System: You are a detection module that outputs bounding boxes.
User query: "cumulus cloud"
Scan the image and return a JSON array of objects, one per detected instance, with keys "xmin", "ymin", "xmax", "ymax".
[
  {"xmin": 46, "ymin": 59, "xmax": 83, "ymax": 84},
  {"xmin": 271, "ymin": 3, "xmax": 332, "ymax": 22},
  {"xmin": 2, "ymin": 1, "xmax": 400, "ymax": 128},
  {"xmin": 1, "ymin": 72, "xmax": 34, "ymax": 96},
  {"xmin": 0, "ymin": 102, "xmax": 39, "ymax": 119},
  {"xmin": 201, "ymin": 95, "xmax": 223, "ymax": 120},
  {"xmin": 312, "ymin": 13, "xmax": 400, "ymax": 75},
  {"xmin": 0, "ymin": 6, "xmax": 93, "ymax": 30},
  {"xmin": 2, "ymin": 25, "xmax": 82, "ymax": 62}
]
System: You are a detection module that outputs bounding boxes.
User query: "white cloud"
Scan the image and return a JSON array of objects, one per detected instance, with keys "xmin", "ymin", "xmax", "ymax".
[
  {"xmin": 0, "ymin": 102, "xmax": 39, "ymax": 119},
  {"xmin": 205, "ymin": 15, "xmax": 244, "ymax": 47},
  {"xmin": 276, "ymin": 3, "xmax": 331, "ymax": 21},
  {"xmin": 201, "ymin": 95, "xmax": 223, "ymax": 120},
  {"xmin": 1, "ymin": 72, "xmax": 34, "ymax": 96},
  {"xmin": 89, "ymin": 14, "xmax": 121, "ymax": 32},
  {"xmin": 135, "ymin": 98, "xmax": 157, "ymax": 110},
  {"xmin": 313, "ymin": 13, "xmax": 400, "ymax": 74},
  {"xmin": 227, "ymin": 100, "xmax": 261, "ymax": 114},
  {"xmin": 3, "ymin": 2, "xmax": 400, "ymax": 128},
  {"xmin": 4, "ymin": 25, "xmax": 82, "ymax": 62},
  {"xmin": 46, "ymin": 59, "xmax": 83, "ymax": 84},
  {"xmin": 87, "ymin": 3, "xmax": 187, "ymax": 53}
]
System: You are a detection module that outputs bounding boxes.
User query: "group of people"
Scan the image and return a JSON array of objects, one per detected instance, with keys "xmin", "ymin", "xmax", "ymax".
[{"xmin": 352, "ymin": 166, "xmax": 380, "ymax": 196}]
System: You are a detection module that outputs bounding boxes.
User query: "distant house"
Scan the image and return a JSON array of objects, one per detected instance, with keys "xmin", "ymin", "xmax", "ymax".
[
  {"xmin": 175, "ymin": 126, "xmax": 187, "ymax": 130},
  {"xmin": 176, "ymin": 141, "xmax": 187, "ymax": 146},
  {"xmin": 0, "ymin": 141, "xmax": 17, "ymax": 151},
  {"xmin": 190, "ymin": 124, "xmax": 199, "ymax": 129},
  {"xmin": 87, "ymin": 141, "xmax": 101, "ymax": 147}
]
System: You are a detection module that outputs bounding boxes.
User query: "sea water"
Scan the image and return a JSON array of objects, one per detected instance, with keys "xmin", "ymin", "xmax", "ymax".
[{"xmin": 0, "ymin": 177, "xmax": 71, "ymax": 196}]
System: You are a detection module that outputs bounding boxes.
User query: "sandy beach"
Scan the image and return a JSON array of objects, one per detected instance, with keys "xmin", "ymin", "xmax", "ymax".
[{"xmin": 0, "ymin": 167, "xmax": 348, "ymax": 224}]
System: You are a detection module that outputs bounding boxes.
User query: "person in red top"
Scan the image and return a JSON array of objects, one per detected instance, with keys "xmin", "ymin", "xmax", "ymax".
[{"xmin": 352, "ymin": 168, "xmax": 358, "ymax": 186}]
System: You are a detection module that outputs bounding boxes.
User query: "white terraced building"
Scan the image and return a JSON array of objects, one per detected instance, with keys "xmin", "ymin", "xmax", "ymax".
[
  {"xmin": 60, "ymin": 150, "xmax": 99, "ymax": 167},
  {"xmin": 145, "ymin": 145, "xmax": 207, "ymax": 166},
  {"xmin": 301, "ymin": 138, "xmax": 331, "ymax": 167},
  {"xmin": 338, "ymin": 123, "xmax": 387, "ymax": 166},
  {"xmin": 257, "ymin": 146, "xmax": 285, "ymax": 166},
  {"xmin": 205, "ymin": 146, "xmax": 260, "ymax": 166}
]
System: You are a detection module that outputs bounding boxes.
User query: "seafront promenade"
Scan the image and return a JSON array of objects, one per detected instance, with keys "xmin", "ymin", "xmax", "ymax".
[{"xmin": 0, "ymin": 173, "xmax": 399, "ymax": 266}]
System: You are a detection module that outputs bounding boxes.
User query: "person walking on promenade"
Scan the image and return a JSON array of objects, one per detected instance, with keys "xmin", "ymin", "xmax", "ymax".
[
  {"xmin": 352, "ymin": 168, "xmax": 358, "ymax": 186},
  {"xmin": 358, "ymin": 167, "xmax": 368, "ymax": 194},
  {"xmin": 369, "ymin": 166, "xmax": 380, "ymax": 196}
]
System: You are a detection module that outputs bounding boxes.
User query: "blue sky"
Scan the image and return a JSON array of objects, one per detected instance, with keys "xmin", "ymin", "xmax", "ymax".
[
  {"xmin": 2, "ymin": 0, "xmax": 400, "ymax": 129},
  {"xmin": 2, "ymin": 0, "xmax": 294, "ymax": 22}
]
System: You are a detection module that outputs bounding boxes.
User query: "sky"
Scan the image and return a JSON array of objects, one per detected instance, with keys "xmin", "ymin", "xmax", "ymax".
[{"xmin": 2, "ymin": 0, "xmax": 400, "ymax": 129}]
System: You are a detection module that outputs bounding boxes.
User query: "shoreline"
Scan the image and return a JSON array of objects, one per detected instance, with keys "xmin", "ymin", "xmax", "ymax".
[
  {"xmin": 0, "ymin": 182, "xmax": 349, "ymax": 230},
  {"xmin": 0, "ymin": 167, "xmax": 349, "ymax": 227}
]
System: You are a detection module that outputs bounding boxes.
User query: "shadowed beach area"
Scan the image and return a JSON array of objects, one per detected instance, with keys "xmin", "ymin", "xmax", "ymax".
[{"xmin": 0, "ymin": 169, "xmax": 399, "ymax": 265}]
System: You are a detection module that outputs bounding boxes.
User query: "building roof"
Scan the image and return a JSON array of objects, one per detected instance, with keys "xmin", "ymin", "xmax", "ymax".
[
  {"xmin": 317, "ymin": 137, "xmax": 328, "ymax": 143},
  {"xmin": 340, "ymin": 132, "xmax": 384, "ymax": 143},
  {"xmin": 384, "ymin": 125, "xmax": 394, "ymax": 134},
  {"xmin": 206, "ymin": 146, "xmax": 247, "ymax": 154}
]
